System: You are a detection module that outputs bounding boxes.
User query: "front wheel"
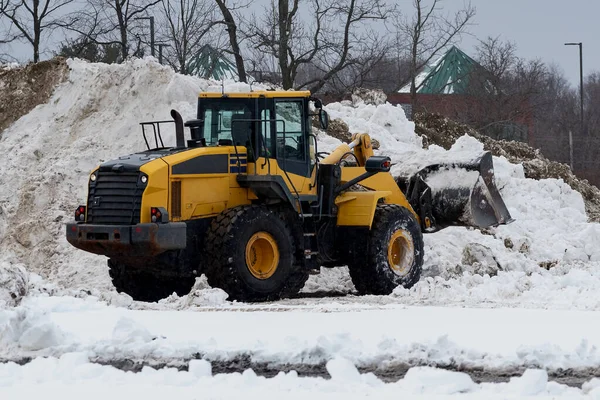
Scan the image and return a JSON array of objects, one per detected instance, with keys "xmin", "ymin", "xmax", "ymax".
[
  {"xmin": 348, "ymin": 204, "xmax": 424, "ymax": 295},
  {"xmin": 204, "ymin": 205, "xmax": 308, "ymax": 302},
  {"xmin": 108, "ymin": 258, "xmax": 195, "ymax": 302}
]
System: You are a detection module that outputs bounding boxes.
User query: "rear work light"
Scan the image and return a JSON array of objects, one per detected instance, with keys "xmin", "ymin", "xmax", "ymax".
[
  {"xmin": 151, "ymin": 207, "xmax": 169, "ymax": 223},
  {"xmin": 74, "ymin": 205, "xmax": 86, "ymax": 221}
]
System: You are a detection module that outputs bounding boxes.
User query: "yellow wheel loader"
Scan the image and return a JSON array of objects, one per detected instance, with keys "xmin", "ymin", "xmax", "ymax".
[{"xmin": 66, "ymin": 91, "xmax": 513, "ymax": 302}]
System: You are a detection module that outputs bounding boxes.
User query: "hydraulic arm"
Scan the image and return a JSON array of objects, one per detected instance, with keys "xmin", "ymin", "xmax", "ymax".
[{"xmin": 321, "ymin": 133, "xmax": 374, "ymax": 166}]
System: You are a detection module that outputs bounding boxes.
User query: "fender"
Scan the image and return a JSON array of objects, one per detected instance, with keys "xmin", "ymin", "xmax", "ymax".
[{"xmin": 335, "ymin": 191, "xmax": 392, "ymax": 228}]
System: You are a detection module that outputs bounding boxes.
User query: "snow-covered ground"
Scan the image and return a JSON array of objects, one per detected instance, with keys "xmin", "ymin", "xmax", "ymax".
[
  {"xmin": 2, "ymin": 58, "xmax": 600, "ymax": 397},
  {"xmin": 2, "ymin": 295, "xmax": 600, "ymax": 398},
  {"xmin": 3, "ymin": 295, "xmax": 600, "ymax": 369},
  {"xmin": 5, "ymin": 357, "xmax": 599, "ymax": 400}
]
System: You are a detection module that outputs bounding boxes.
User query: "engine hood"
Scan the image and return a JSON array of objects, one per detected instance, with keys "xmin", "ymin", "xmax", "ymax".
[{"xmin": 98, "ymin": 148, "xmax": 186, "ymax": 173}]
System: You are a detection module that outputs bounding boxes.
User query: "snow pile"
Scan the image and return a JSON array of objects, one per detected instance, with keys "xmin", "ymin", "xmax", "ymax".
[
  {"xmin": 159, "ymin": 276, "xmax": 229, "ymax": 308},
  {"xmin": 399, "ymin": 367, "xmax": 476, "ymax": 394},
  {"xmin": 323, "ymin": 101, "xmax": 422, "ymax": 152},
  {"xmin": 416, "ymin": 112, "xmax": 600, "ymax": 221},
  {"xmin": 0, "ymin": 58, "xmax": 68, "ymax": 134},
  {"xmin": 0, "ymin": 261, "xmax": 28, "ymax": 307},
  {"xmin": 0, "ymin": 58, "xmax": 265, "ymax": 294},
  {"xmin": 0, "ymin": 307, "xmax": 65, "ymax": 351},
  {"xmin": 318, "ymin": 100, "xmax": 600, "ymax": 308},
  {"xmin": 0, "ymin": 62, "xmax": 20, "ymax": 70},
  {"xmin": 351, "ymin": 88, "xmax": 387, "ymax": 106}
]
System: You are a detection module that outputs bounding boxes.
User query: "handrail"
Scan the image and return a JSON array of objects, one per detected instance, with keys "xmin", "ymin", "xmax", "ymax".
[{"xmin": 139, "ymin": 120, "xmax": 173, "ymax": 150}]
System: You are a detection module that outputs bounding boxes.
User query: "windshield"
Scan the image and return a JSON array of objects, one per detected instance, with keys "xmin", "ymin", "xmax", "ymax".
[{"xmin": 199, "ymin": 99, "xmax": 253, "ymax": 146}]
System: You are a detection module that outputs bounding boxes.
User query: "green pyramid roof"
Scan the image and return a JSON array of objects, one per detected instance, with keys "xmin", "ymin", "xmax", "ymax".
[
  {"xmin": 399, "ymin": 46, "xmax": 480, "ymax": 94},
  {"xmin": 188, "ymin": 45, "xmax": 238, "ymax": 81}
]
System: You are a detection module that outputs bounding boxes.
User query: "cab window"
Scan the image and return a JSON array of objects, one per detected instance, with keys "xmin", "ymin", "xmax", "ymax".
[
  {"xmin": 259, "ymin": 108, "xmax": 273, "ymax": 157},
  {"xmin": 200, "ymin": 101, "xmax": 252, "ymax": 146},
  {"xmin": 275, "ymin": 101, "xmax": 305, "ymax": 161}
]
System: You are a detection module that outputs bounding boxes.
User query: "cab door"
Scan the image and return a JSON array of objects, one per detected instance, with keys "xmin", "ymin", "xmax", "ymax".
[{"xmin": 274, "ymin": 99, "xmax": 311, "ymax": 179}]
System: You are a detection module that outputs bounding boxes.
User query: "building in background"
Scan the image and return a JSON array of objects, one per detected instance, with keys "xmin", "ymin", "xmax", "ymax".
[{"xmin": 389, "ymin": 46, "xmax": 534, "ymax": 147}]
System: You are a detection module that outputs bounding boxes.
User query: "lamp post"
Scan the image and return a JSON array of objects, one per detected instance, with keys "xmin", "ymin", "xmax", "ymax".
[
  {"xmin": 565, "ymin": 42, "xmax": 584, "ymax": 130},
  {"xmin": 564, "ymin": 42, "xmax": 584, "ymax": 171},
  {"xmin": 135, "ymin": 16, "xmax": 155, "ymax": 57},
  {"xmin": 157, "ymin": 43, "xmax": 170, "ymax": 65}
]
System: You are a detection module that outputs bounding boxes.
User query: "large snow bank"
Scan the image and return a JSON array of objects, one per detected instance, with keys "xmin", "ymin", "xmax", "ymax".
[
  {"xmin": 317, "ymin": 100, "xmax": 600, "ymax": 308},
  {"xmin": 0, "ymin": 58, "xmax": 264, "ymax": 295},
  {"xmin": 0, "ymin": 58, "xmax": 599, "ymax": 309}
]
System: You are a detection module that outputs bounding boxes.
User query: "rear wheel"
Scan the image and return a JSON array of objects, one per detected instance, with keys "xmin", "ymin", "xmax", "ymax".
[
  {"xmin": 348, "ymin": 204, "xmax": 423, "ymax": 295},
  {"xmin": 204, "ymin": 205, "xmax": 308, "ymax": 302},
  {"xmin": 108, "ymin": 258, "xmax": 195, "ymax": 302}
]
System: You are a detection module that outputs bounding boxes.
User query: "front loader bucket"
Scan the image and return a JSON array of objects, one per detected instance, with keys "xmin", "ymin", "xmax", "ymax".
[{"xmin": 405, "ymin": 152, "xmax": 514, "ymax": 231}]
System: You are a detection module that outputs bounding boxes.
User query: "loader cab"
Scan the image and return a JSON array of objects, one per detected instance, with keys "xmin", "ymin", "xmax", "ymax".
[{"xmin": 196, "ymin": 91, "xmax": 323, "ymax": 178}]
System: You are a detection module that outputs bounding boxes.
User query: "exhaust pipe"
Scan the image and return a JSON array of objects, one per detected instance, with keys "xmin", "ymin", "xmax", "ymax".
[
  {"xmin": 170, "ymin": 109, "xmax": 185, "ymax": 148},
  {"xmin": 405, "ymin": 152, "xmax": 514, "ymax": 231}
]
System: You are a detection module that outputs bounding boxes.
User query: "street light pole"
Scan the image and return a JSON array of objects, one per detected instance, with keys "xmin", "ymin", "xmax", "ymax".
[
  {"xmin": 135, "ymin": 16, "xmax": 155, "ymax": 57},
  {"xmin": 565, "ymin": 42, "xmax": 584, "ymax": 133},
  {"xmin": 157, "ymin": 43, "xmax": 170, "ymax": 65},
  {"xmin": 565, "ymin": 42, "xmax": 584, "ymax": 170}
]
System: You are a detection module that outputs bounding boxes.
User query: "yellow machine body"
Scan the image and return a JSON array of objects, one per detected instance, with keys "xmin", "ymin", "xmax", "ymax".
[{"xmin": 133, "ymin": 140, "xmax": 407, "ymax": 227}]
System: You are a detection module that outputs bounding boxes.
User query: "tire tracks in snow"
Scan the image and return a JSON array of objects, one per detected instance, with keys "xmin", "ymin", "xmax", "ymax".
[{"xmin": 3, "ymin": 355, "xmax": 599, "ymax": 388}]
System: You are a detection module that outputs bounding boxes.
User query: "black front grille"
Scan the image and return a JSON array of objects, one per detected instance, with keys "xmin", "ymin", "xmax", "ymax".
[{"xmin": 87, "ymin": 171, "xmax": 144, "ymax": 225}]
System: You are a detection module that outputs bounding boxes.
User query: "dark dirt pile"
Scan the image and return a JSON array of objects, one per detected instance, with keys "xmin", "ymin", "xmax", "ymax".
[
  {"xmin": 415, "ymin": 112, "xmax": 600, "ymax": 222},
  {"xmin": 0, "ymin": 58, "xmax": 68, "ymax": 136}
]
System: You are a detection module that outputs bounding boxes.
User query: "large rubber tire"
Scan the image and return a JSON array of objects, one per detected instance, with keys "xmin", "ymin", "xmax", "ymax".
[
  {"xmin": 348, "ymin": 204, "xmax": 424, "ymax": 295},
  {"xmin": 108, "ymin": 258, "xmax": 195, "ymax": 302},
  {"xmin": 204, "ymin": 205, "xmax": 308, "ymax": 302}
]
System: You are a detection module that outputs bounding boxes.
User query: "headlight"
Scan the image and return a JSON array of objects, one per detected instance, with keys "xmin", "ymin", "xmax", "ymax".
[
  {"xmin": 90, "ymin": 173, "xmax": 97, "ymax": 182},
  {"xmin": 141, "ymin": 175, "xmax": 148, "ymax": 184}
]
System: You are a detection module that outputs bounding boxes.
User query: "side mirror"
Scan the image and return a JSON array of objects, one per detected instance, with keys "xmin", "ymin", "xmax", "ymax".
[
  {"xmin": 365, "ymin": 156, "xmax": 391, "ymax": 173},
  {"xmin": 184, "ymin": 119, "xmax": 203, "ymax": 127},
  {"xmin": 184, "ymin": 119, "xmax": 203, "ymax": 141},
  {"xmin": 319, "ymin": 109, "xmax": 329, "ymax": 131}
]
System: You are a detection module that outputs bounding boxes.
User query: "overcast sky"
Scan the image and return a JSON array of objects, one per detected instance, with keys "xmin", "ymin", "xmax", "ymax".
[{"xmin": 2, "ymin": 0, "xmax": 597, "ymax": 86}]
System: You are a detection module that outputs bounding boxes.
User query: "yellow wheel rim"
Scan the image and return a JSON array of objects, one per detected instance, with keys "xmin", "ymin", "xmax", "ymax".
[
  {"xmin": 387, "ymin": 230, "xmax": 415, "ymax": 277},
  {"xmin": 245, "ymin": 232, "xmax": 280, "ymax": 280}
]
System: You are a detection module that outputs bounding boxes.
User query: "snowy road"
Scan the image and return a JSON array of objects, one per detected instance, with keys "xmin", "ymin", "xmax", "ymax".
[
  {"xmin": 3, "ymin": 295, "xmax": 600, "ymax": 372},
  {"xmin": 3, "ymin": 295, "xmax": 600, "ymax": 398}
]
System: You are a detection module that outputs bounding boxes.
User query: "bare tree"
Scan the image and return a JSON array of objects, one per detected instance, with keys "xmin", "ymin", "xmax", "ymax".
[
  {"xmin": 65, "ymin": 0, "xmax": 161, "ymax": 62},
  {"xmin": 455, "ymin": 37, "xmax": 550, "ymax": 142},
  {"xmin": 0, "ymin": 3, "xmax": 19, "ymax": 61},
  {"xmin": 386, "ymin": 27, "xmax": 415, "ymax": 93},
  {"xmin": 397, "ymin": 0, "xmax": 475, "ymax": 109},
  {"xmin": 214, "ymin": 0, "xmax": 247, "ymax": 82},
  {"xmin": 583, "ymin": 72, "xmax": 600, "ymax": 136},
  {"xmin": 56, "ymin": 34, "xmax": 122, "ymax": 63},
  {"xmin": 305, "ymin": 35, "xmax": 393, "ymax": 95},
  {"xmin": 159, "ymin": 0, "xmax": 218, "ymax": 74},
  {"xmin": 475, "ymin": 35, "xmax": 515, "ymax": 91},
  {"xmin": 0, "ymin": 0, "xmax": 74, "ymax": 62},
  {"xmin": 247, "ymin": 0, "xmax": 391, "ymax": 93}
]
